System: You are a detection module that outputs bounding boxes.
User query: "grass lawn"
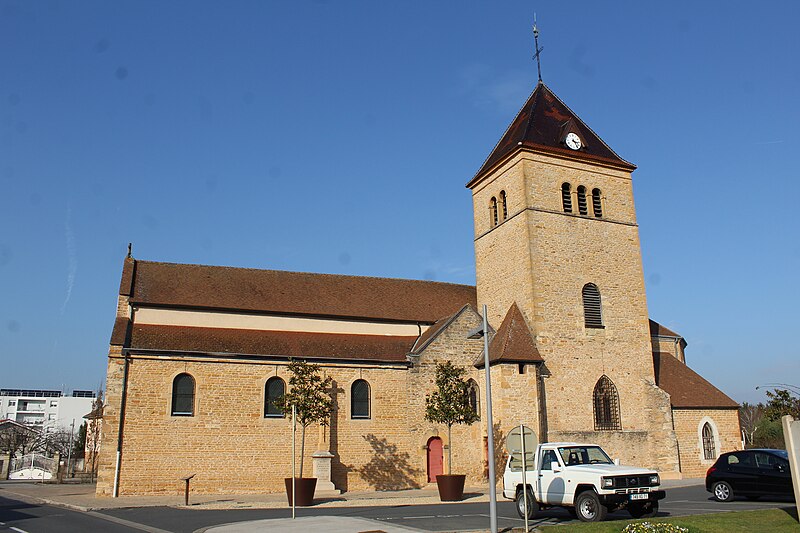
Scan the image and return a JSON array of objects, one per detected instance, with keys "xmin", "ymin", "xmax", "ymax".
[{"xmin": 535, "ymin": 507, "xmax": 799, "ymax": 532}]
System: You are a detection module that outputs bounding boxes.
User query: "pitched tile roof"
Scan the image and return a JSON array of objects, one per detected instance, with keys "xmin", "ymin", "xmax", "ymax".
[
  {"xmin": 124, "ymin": 259, "xmax": 476, "ymax": 324},
  {"xmin": 653, "ymin": 352, "xmax": 738, "ymax": 409},
  {"xmin": 649, "ymin": 319, "xmax": 681, "ymax": 338},
  {"xmin": 468, "ymin": 82, "xmax": 635, "ymax": 187},
  {"xmin": 128, "ymin": 324, "xmax": 416, "ymax": 364},
  {"xmin": 476, "ymin": 303, "xmax": 544, "ymax": 367}
]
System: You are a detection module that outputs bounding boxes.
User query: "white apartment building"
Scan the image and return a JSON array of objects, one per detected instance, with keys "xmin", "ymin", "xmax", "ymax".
[{"xmin": 0, "ymin": 389, "xmax": 95, "ymax": 434}]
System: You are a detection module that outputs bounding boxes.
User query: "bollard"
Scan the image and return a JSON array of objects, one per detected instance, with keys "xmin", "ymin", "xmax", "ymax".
[{"xmin": 181, "ymin": 474, "xmax": 196, "ymax": 506}]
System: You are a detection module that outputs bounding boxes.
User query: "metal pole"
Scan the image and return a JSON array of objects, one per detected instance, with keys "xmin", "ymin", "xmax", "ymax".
[
  {"xmin": 483, "ymin": 304, "xmax": 498, "ymax": 533},
  {"xmin": 520, "ymin": 423, "xmax": 529, "ymax": 533},
  {"xmin": 292, "ymin": 403, "xmax": 296, "ymax": 519},
  {"xmin": 66, "ymin": 419, "xmax": 74, "ymax": 477}
]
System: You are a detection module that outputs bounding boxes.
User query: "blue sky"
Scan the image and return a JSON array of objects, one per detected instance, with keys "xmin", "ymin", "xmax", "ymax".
[{"xmin": 1, "ymin": 1, "xmax": 798, "ymax": 404}]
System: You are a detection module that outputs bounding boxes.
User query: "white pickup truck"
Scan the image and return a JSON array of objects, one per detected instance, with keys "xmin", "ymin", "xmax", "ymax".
[{"xmin": 502, "ymin": 442, "xmax": 665, "ymax": 522}]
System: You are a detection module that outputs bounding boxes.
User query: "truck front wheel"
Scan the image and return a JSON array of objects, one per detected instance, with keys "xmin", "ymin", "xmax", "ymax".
[
  {"xmin": 575, "ymin": 491, "xmax": 608, "ymax": 522},
  {"xmin": 515, "ymin": 487, "xmax": 538, "ymax": 519}
]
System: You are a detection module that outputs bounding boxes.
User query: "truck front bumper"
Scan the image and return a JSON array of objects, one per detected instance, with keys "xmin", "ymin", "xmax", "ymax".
[{"xmin": 599, "ymin": 490, "xmax": 665, "ymax": 507}]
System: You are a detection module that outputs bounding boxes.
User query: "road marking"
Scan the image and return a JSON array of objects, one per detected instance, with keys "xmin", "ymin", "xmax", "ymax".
[
  {"xmin": 88, "ymin": 511, "xmax": 172, "ymax": 533},
  {"xmin": 10, "ymin": 527, "xmax": 29, "ymax": 533}
]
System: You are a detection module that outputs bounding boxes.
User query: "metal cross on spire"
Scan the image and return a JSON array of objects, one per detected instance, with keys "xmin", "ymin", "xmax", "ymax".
[{"xmin": 532, "ymin": 14, "xmax": 544, "ymax": 82}]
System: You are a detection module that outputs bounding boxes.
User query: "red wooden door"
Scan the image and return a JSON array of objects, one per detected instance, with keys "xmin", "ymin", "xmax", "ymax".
[{"xmin": 427, "ymin": 437, "xmax": 443, "ymax": 482}]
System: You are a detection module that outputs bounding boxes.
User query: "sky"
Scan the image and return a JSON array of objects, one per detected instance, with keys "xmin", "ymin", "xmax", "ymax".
[{"xmin": 1, "ymin": 1, "xmax": 798, "ymax": 404}]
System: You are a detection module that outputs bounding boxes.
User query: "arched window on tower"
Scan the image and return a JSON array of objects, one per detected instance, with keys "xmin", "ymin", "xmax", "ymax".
[
  {"xmin": 499, "ymin": 191, "xmax": 508, "ymax": 221},
  {"xmin": 702, "ymin": 422, "xmax": 717, "ymax": 460},
  {"xmin": 264, "ymin": 376, "xmax": 285, "ymax": 418},
  {"xmin": 593, "ymin": 375, "xmax": 621, "ymax": 430},
  {"xmin": 582, "ymin": 283, "xmax": 603, "ymax": 328},
  {"xmin": 577, "ymin": 185, "xmax": 588, "ymax": 215},
  {"xmin": 490, "ymin": 197, "xmax": 498, "ymax": 227},
  {"xmin": 592, "ymin": 188, "xmax": 603, "ymax": 218},
  {"xmin": 171, "ymin": 373, "xmax": 195, "ymax": 417},
  {"xmin": 351, "ymin": 379, "xmax": 371, "ymax": 419},
  {"xmin": 561, "ymin": 183, "xmax": 572, "ymax": 213},
  {"xmin": 467, "ymin": 379, "xmax": 480, "ymax": 419}
]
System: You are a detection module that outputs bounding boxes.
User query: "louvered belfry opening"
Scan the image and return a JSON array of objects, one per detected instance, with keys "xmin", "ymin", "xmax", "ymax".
[
  {"xmin": 592, "ymin": 188, "xmax": 603, "ymax": 217},
  {"xmin": 499, "ymin": 190, "xmax": 508, "ymax": 221},
  {"xmin": 490, "ymin": 197, "xmax": 498, "ymax": 227},
  {"xmin": 561, "ymin": 183, "xmax": 572, "ymax": 213},
  {"xmin": 577, "ymin": 185, "xmax": 588, "ymax": 215},
  {"xmin": 593, "ymin": 375, "xmax": 621, "ymax": 430},
  {"xmin": 582, "ymin": 283, "xmax": 603, "ymax": 328},
  {"xmin": 702, "ymin": 423, "xmax": 716, "ymax": 460}
]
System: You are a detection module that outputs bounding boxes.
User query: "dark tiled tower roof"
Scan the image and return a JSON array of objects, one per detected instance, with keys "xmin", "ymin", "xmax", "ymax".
[
  {"xmin": 468, "ymin": 82, "xmax": 635, "ymax": 187},
  {"xmin": 476, "ymin": 303, "xmax": 543, "ymax": 367}
]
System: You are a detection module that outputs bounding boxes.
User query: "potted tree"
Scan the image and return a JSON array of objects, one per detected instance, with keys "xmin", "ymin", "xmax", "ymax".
[
  {"xmin": 424, "ymin": 361, "xmax": 479, "ymax": 501},
  {"xmin": 275, "ymin": 360, "xmax": 333, "ymax": 506}
]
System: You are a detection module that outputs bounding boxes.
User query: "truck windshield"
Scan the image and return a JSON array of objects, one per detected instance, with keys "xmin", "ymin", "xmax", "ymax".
[{"xmin": 558, "ymin": 446, "xmax": 613, "ymax": 465}]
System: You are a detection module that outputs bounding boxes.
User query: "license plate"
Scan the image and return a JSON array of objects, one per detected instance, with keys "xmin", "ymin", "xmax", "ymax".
[{"xmin": 630, "ymin": 493, "xmax": 649, "ymax": 501}]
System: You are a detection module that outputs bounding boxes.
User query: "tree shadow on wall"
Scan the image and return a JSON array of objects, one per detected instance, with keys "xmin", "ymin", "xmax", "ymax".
[
  {"xmin": 355, "ymin": 434, "xmax": 423, "ymax": 490},
  {"xmin": 485, "ymin": 422, "xmax": 507, "ymax": 481},
  {"xmin": 328, "ymin": 380, "xmax": 352, "ymax": 492}
]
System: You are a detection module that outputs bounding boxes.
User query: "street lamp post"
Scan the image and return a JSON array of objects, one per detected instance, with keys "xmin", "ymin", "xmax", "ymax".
[{"xmin": 468, "ymin": 304, "xmax": 497, "ymax": 533}]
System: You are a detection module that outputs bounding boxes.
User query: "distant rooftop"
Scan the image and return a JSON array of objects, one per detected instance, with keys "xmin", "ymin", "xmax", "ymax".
[{"xmin": 0, "ymin": 389, "xmax": 96, "ymax": 398}]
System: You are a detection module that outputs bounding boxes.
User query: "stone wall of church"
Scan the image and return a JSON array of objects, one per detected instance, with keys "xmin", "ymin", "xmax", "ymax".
[
  {"xmin": 651, "ymin": 337, "xmax": 685, "ymax": 363},
  {"xmin": 96, "ymin": 308, "xmax": 497, "ymax": 496},
  {"xmin": 672, "ymin": 408, "xmax": 742, "ymax": 478}
]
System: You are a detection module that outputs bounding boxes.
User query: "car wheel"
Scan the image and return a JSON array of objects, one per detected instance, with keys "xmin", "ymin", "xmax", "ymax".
[
  {"xmin": 628, "ymin": 501, "xmax": 658, "ymax": 519},
  {"xmin": 515, "ymin": 487, "xmax": 538, "ymax": 519},
  {"xmin": 712, "ymin": 481, "xmax": 734, "ymax": 502},
  {"xmin": 575, "ymin": 491, "xmax": 608, "ymax": 522}
]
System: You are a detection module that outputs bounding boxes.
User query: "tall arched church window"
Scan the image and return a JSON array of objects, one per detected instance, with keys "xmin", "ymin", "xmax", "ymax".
[
  {"xmin": 561, "ymin": 183, "xmax": 572, "ymax": 213},
  {"xmin": 702, "ymin": 422, "xmax": 717, "ymax": 460},
  {"xmin": 264, "ymin": 376, "xmax": 285, "ymax": 418},
  {"xmin": 499, "ymin": 191, "xmax": 508, "ymax": 221},
  {"xmin": 490, "ymin": 197, "xmax": 498, "ymax": 227},
  {"xmin": 593, "ymin": 375, "xmax": 621, "ymax": 430},
  {"xmin": 351, "ymin": 379, "xmax": 371, "ymax": 419},
  {"xmin": 171, "ymin": 373, "xmax": 195, "ymax": 417},
  {"xmin": 592, "ymin": 188, "xmax": 603, "ymax": 218},
  {"xmin": 467, "ymin": 379, "xmax": 480, "ymax": 419},
  {"xmin": 577, "ymin": 185, "xmax": 588, "ymax": 215},
  {"xmin": 582, "ymin": 283, "xmax": 603, "ymax": 328}
]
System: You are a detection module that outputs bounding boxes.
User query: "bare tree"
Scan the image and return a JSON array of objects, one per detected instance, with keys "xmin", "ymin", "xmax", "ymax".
[
  {"xmin": 0, "ymin": 421, "xmax": 43, "ymax": 479},
  {"xmin": 739, "ymin": 402, "xmax": 763, "ymax": 448}
]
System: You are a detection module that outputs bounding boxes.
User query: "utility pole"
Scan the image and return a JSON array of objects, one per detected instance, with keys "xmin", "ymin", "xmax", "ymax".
[{"xmin": 66, "ymin": 418, "xmax": 75, "ymax": 477}]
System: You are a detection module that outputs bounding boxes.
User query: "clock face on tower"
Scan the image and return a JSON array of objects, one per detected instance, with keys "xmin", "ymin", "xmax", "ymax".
[{"xmin": 565, "ymin": 132, "xmax": 582, "ymax": 150}]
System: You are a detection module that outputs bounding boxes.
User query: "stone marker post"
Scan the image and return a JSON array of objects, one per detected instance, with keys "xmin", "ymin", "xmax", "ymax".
[{"xmin": 781, "ymin": 415, "xmax": 800, "ymax": 521}]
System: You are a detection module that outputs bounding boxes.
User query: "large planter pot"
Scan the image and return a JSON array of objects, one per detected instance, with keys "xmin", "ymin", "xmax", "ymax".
[
  {"xmin": 435, "ymin": 474, "xmax": 466, "ymax": 501},
  {"xmin": 285, "ymin": 477, "xmax": 317, "ymax": 506}
]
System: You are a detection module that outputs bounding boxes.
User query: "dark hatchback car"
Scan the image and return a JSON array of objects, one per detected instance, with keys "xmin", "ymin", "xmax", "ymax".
[{"xmin": 706, "ymin": 449, "xmax": 794, "ymax": 502}]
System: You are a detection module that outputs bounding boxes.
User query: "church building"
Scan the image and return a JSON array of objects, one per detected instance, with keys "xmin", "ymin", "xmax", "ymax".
[{"xmin": 96, "ymin": 81, "xmax": 740, "ymax": 497}]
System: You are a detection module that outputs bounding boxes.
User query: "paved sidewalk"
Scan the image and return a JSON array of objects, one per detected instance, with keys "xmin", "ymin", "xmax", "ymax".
[
  {"xmin": 0, "ymin": 477, "xmax": 703, "ymax": 513},
  {"xmin": 200, "ymin": 515, "xmax": 425, "ymax": 533}
]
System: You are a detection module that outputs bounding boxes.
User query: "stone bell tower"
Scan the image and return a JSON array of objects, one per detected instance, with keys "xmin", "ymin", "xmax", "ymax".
[{"xmin": 468, "ymin": 82, "xmax": 679, "ymax": 471}]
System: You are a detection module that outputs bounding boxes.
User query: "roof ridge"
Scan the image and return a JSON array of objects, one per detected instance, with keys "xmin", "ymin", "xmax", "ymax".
[
  {"xmin": 134, "ymin": 259, "xmax": 477, "ymax": 289},
  {"xmin": 468, "ymin": 84, "xmax": 540, "ymax": 186}
]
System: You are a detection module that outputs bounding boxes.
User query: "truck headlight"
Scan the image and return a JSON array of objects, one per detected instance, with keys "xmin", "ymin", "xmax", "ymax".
[
  {"xmin": 601, "ymin": 477, "xmax": 613, "ymax": 488},
  {"xmin": 649, "ymin": 474, "xmax": 659, "ymax": 485}
]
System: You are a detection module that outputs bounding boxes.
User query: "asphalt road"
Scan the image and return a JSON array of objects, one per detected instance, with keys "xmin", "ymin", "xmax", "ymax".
[{"xmin": 0, "ymin": 485, "xmax": 795, "ymax": 532}]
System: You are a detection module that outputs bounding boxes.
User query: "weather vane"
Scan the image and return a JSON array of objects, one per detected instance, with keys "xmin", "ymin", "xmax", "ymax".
[{"xmin": 533, "ymin": 13, "xmax": 544, "ymax": 82}]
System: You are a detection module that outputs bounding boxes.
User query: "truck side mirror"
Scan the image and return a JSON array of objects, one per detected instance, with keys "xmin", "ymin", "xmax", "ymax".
[
  {"xmin": 614, "ymin": 458, "xmax": 620, "ymax": 466},
  {"xmin": 551, "ymin": 461, "xmax": 561, "ymax": 472}
]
